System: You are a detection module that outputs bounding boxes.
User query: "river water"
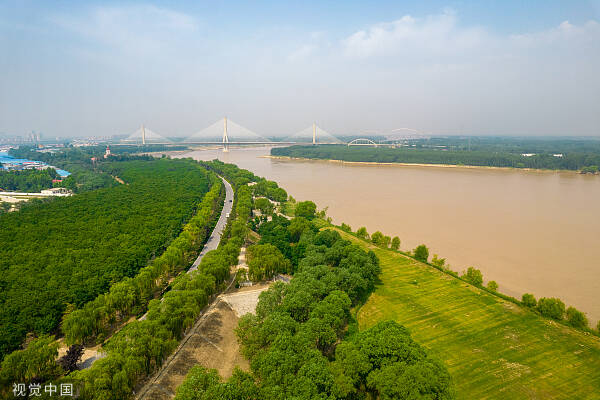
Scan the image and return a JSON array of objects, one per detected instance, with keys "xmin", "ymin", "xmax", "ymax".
[{"xmin": 182, "ymin": 146, "xmax": 600, "ymax": 323}]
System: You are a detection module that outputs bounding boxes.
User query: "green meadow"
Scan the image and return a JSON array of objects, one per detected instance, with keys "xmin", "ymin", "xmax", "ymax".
[{"xmin": 332, "ymin": 228, "xmax": 600, "ymax": 399}]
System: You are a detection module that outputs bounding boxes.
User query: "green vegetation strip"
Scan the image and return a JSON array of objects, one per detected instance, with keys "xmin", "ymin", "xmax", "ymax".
[
  {"xmin": 272, "ymin": 145, "xmax": 600, "ymax": 172},
  {"xmin": 334, "ymin": 229, "xmax": 600, "ymax": 399}
]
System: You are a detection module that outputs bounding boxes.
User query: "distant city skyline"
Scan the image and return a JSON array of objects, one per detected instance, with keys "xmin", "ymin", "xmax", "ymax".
[{"xmin": 0, "ymin": 1, "xmax": 599, "ymax": 137}]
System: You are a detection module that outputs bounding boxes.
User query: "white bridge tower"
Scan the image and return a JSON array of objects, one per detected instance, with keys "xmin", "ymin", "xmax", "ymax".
[{"xmin": 223, "ymin": 117, "xmax": 229, "ymax": 152}]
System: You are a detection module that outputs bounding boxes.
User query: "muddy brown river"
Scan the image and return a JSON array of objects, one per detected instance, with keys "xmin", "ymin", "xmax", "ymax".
[{"xmin": 181, "ymin": 146, "xmax": 600, "ymax": 324}]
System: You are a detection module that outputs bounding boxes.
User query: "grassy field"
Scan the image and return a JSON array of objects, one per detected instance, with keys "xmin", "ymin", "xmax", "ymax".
[{"xmin": 332, "ymin": 228, "xmax": 600, "ymax": 399}]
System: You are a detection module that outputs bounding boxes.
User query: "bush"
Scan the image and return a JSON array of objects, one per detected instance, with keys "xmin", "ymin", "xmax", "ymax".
[
  {"xmin": 461, "ymin": 267, "xmax": 483, "ymax": 286},
  {"xmin": 521, "ymin": 293, "xmax": 537, "ymax": 308},
  {"xmin": 391, "ymin": 237, "xmax": 400, "ymax": 251},
  {"xmin": 413, "ymin": 245, "xmax": 429, "ymax": 263},
  {"xmin": 566, "ymin": 307, "xmax": 588, "ymax": 330},
  {"xmin": 487, "ymin": 281, "xmax": 498, "ymax": 292},
  {"xmin": 537, "ymin": 297, "xmax": 565, "ymax": 320}
]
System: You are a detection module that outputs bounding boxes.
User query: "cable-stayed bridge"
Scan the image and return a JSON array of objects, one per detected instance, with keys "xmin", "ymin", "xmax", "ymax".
[{"xmin": 119, "ymin": 118, "xmax": 342, "ymax": 151}]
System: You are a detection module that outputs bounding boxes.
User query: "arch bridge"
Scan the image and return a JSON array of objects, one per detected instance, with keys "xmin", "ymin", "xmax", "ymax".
[{"xmin": 347, "ymin": 138, "xmax": 379, "ymax": 147}]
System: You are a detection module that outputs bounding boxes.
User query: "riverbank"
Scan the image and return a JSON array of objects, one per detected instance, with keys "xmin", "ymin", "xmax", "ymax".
[
  {"xmin": 263, "ymin": 155, "xmax": 594, "ymax": 175},
  {"xmin": 334, "ymin": 227, "xmax": 600, "ymax": 399}
]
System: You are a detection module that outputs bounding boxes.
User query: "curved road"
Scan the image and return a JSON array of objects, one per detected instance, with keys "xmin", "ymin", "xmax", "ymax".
[
  {"xmin": 80, "ymin": 176, "xmax": 234, "ymax": 369},
  {"xmin": 189, "ymin": 176, "xmax": 233, "ymax": 271},
  {"xmin": 138, "ymin": 176, "xmax": 233, "ymax": 320}
]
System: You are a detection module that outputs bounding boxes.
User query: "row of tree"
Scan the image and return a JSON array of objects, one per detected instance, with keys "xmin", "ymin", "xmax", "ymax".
[
  {"xmin": 346, "ymin": 224, "xmax": 600, "ymax": 336},
  {"xmin": 0, "ymin": 158, "xmax": 211, "ymax": 361},
  {"xmin": 61, "ymin": 175, "xmax": 224, "ymax": 346},
  {"xmin": 176, "ymin": 219, "xmax": 454, "ymax": 399},
  {"xmin": 68, "ymin": 166, "xmax": 255, "ymax": 399},
  {"xmin": 272, "ymin": 145, "xmax": 600, "ymax": 172}
]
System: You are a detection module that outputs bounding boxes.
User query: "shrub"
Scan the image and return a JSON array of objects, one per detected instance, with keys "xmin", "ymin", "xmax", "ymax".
[
  {"xmin": 461, "ymin": 267, "xmax": 483, "ymax": 286},
  {"xmin": 413, "ymin": 245, "xmax": 429, "ymax": 263},
  {"xmin": 391, "ymin": 237, "xmax": 400, "ymax": 251},
  {"xmin": 522, "ymin": 293, "xmax": 537, "ymax": 308},
  {"xmin": 537, "ymin": 297, "xmax": 565, "ymax": 320},
  {"xmin": 566, "ymin": 307, "xmax": 588, "ymax": 330},
  {"xmin": 487, "ymin": 281, "xmax": 498, "ymax": 292}
]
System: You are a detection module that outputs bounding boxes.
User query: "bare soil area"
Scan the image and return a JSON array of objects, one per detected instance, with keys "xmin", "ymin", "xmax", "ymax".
[{"xmin": 136, "ymin": 284, "xmax": 270, "ymax": 400}]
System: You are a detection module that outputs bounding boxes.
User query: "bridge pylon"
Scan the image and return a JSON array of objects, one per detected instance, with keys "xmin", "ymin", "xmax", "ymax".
[{"xmin": 223, "ymin": 117, "xmax": 229, "ymax": 152}]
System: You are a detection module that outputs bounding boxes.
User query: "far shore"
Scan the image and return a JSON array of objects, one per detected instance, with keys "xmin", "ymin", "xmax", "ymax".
[{"xmin": 262, "ymin": 155, "xmax": 595, "ymax": 175}]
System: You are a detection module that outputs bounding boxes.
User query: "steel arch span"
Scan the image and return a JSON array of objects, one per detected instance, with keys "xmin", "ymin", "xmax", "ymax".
[{"xmin": 347, "ymin": 138, "xmax": 378, "ymax": 147}]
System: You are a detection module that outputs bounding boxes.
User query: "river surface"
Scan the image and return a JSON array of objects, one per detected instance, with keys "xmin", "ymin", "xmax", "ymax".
[{"xmin": 182, "ymin": 146, "xmax": 600, "ymax": 323}]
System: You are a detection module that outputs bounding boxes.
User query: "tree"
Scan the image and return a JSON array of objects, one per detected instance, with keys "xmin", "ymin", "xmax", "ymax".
[
  {"xmin": 287, "ymin": 217, "xmax": 312, "ymax": 242},
  {"xmin": 295, "ymin": 201, "xmax": 317, "ymax": 219},
  {"xmin": 356, "ymin": 227, "xmax": 369, "ymax": 240},
  {"xmin": 537, "ymin": 297, "xmax": 566, "ymax": 320},
  {"xmin": 58, "ymin": 344, "xmax": 84, "ymax": 373},
  {"xmin": 487, "ymin": 281, "xmax": 499, "ymax": 292},
  {"xmin": 0, "ymin": 336, "xmax": 62, "ymax": 394},
  {"xmin": 383, "ymin": 235, "xmax": 391, "ymax": 248},
  {"xmin": 413, "ymin": 245, "xmax": 429, "ymax": 263},
  {"xmin": 254, "ymin": 197, "xmax": 274, "ymax": 215},
  {"xmin": 371, "ymin": 231, "xmax": 385, "ymax": 246},
  {"xmin": 522, "ymin": 293, "xmax": 537, "ymax": 308},
  {"xmin": 340, "ymin": 223, "xmax": 352, "ymax": 232},
  {"xmin": 390, "ymin": 237, "xmax": 400, "ymax": 251},
  {"xmin": 247, "ymin": 244, "xmax": 291, "ymax": 281},
  {"xmin": 461, "ymin": 267, "xmax": 483, "ymax": 286},
  {"xmin": 431, "ymin": 254, "xmax": 445, "ymax": 267},
  {"xmin": 566, "ymin": 307, "xmax": 588, "ymax": 330}
]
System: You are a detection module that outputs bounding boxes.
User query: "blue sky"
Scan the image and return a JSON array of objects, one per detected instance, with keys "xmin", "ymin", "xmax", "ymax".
[{"xmin": 1, "ymin": 1, "xmax": 599, "ymax": 137}]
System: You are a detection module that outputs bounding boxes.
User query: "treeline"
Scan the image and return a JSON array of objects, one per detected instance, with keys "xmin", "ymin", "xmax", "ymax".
[
  {"xmin": 176, "ymin": 217, "xmax": 454, "ymax": 399},
  {"xmin": 345, "ymin": 223, "xmax": 600, "ymax": 336},
  {"xmin": 0, "ymin": 168, "xmax": 60, "ymax": 192},
  {"xmin": 0, "ymin": 159, "xmax": 210, "ymax": 360},
  {"xmin": 272, "ymin": 145, "xmax": 600, "ymax": 172}
]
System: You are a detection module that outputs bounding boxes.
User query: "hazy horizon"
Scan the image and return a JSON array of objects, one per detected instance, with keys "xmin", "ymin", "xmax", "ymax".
[{"xmin": 1, "ymin": 1, "xmax": 599, "ymax": 138}]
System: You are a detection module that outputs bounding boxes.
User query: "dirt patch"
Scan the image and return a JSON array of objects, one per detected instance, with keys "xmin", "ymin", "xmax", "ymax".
[{"xmin": 137, "ymin": 300, "xmax": 249, "ymax": 400}]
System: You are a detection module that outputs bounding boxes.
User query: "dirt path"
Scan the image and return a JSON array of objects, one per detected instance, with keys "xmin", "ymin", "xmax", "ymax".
[{"xmin": 135, "ymin": 284, "xmax": 270, "ymax": 400}]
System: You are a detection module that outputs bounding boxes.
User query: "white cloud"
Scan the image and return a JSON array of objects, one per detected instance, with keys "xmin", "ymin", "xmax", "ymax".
[
  {"xmin": 51, "ymin": 5, "xmax": 198, "ymax": 55},
  {"xmin": 341, "ymin": 10, "xmax": 488, "ymax": 59}
]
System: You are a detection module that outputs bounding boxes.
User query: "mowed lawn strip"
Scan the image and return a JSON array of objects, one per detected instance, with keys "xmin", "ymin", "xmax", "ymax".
[{"xmin": 331, "ymin": 228, "xmax": 600, "ymax": 400}]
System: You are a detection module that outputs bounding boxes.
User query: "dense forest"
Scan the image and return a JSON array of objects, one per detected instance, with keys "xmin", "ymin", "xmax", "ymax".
[
  {"xmin": 272, "ymin": 144, "xmax": 600, "ymax": 171},
  {"xmin": 0, "ymin": 168, "xmax": 60, "ymax": 192},
  {"xmin": 0, "ymin": 158, "xmax": 211, "ymax": 360}
]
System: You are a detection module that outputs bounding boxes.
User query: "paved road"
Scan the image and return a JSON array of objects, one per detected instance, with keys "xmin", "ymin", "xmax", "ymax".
[
  {"xmin": 189, "ymin": 176, "xmax": 233, "ymax": 271},
  {"xmin": 138, "ymin": 176, "xmax": 232, "ymax": 319}
]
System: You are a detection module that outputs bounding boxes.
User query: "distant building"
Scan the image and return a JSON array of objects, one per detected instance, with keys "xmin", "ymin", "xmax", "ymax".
[
  {"xmin": 41, "ymin": 187, "xmax": 72, "ymax": 196},
  {"xmin": 521, "ymin": 153, "xmax": 536, "ymax": 157},
  {"xmin": 104, "ymin": 145, "xmax": 111, "ymax": 159},
  {"xmin": 553, "ymin": 154, "xmax": 563, "ymax": 158}
]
